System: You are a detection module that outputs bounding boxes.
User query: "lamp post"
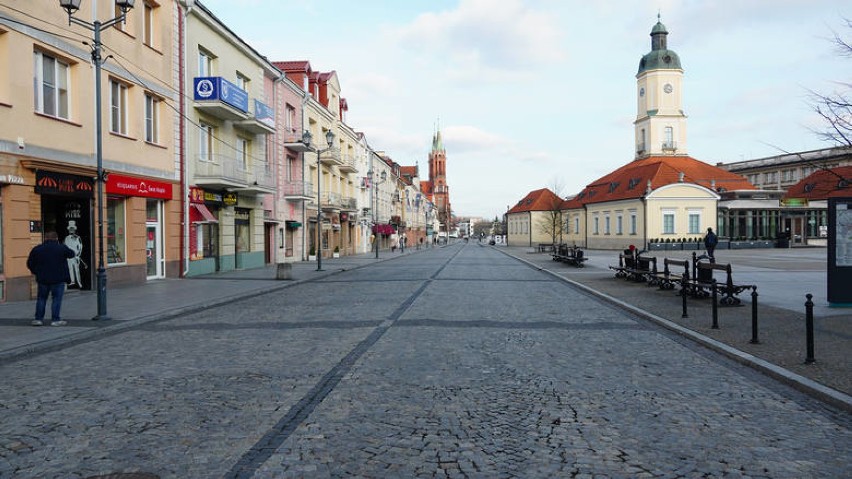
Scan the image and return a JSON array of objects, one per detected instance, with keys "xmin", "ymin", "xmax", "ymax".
[
  {"xmin": 59, "ymin": 0, "xmax": 135, "ymax": 321},
  {"xmin": 371, "ymin": 169, "xmax": 387, "ymax": 259},
  {"xmin": 302, "ymin": 129, "xmax": 335, "ymax": 271}
]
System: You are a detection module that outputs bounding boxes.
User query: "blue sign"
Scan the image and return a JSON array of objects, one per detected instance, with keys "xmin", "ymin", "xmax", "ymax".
[
  {"xmin": 254, "ymin": 99, "xmax": 275, "ymax": 128},
  {"xmin": 193, "ymin": 77, "xmax": 248, "ymax": 113}
]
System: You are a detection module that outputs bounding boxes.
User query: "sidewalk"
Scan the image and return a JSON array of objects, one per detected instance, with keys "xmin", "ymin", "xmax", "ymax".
[
  {"xmin": 0, "ymin": 249, "xmax": 407, "ymax": 362},
  {"xmin": 499, "ymin": 245, "xmax": 852, "ymax": 412}
]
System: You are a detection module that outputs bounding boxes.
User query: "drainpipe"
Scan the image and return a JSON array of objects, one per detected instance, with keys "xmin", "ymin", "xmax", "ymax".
[{"xmin": 178, "ymin": 1, "xmax": 193, "ymax": 276}]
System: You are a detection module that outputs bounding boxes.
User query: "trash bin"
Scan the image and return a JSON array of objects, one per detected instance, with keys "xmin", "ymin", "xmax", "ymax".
[{"xmin": 276, "ymin": 263, "xmax": 292, "ymax": 280}]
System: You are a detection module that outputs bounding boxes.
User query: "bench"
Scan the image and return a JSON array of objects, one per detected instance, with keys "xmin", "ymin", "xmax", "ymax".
[
  {"xmin": 609, "ymin": 250, "xmax": 656, "ymax": 282},
  {"xmin": 537, "ymin": 243, "xmax": 555, "ymax": 253},
  {"xmin": 654, "ymin": 257, "xmax": 690, "ymax": 291},
  {"xmin": 551, "ymin": 244, "xmax": 588, "ymax": 267},
  {"xmin": 694, "ymin": 261, "xmax": 755, "ymax": 305}
]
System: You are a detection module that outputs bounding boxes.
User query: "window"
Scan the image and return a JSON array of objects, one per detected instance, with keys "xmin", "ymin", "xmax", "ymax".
[
  {"xmin": 144, "ymin": 93, "xmax": 159, "ymax": 143},
  {"xmin": 237, "ymin": 138, "xmax": 249, "ymax": 170},
  {"xmin": 142, "ymin": 1, "xmax": 156, "ymax": 47},
  {"xmin": 688, "ymin": 211, "xmax": 700, "ymax": 234},
  {"xmin": 107, "ymin": 197, "xmax": 126, "ymax": 264},
  {"xmin": 604, "ymin": 215, "xmax": 611, "ymax": 235},
  {"xmin": 285, "ymin": 104, "xmax": 295, "ymax": 132},
  {"xmin": 593, "ymin": 216, "xmax": 600, "ymax": 235},
  {"xmin": 236, "ymin": 73, "xmax": 248, "ymax": 90},
  {"xmin": 663, "ymin": 126, "xmax": 674, "ymax": 149},
  {"xmin": 630, "ymin": 211, "xmax": 637, "ymax": 235},
  {"xmin": 33, "ymin": 51, "xmax": 70, "ymax": 119},
  {"xmin": 198, "ymin": 49, "xmax": 213, "ymax": 76},
  {"xmin": 574, "ymin": 217, "xmax": 580, "ymax": 235},
  {"xmin": 114, "ymin": 1, "xmax": 127, "ymax": 31},
  {"xmin": 662, "ymin": 210, "xmax": 675, "ymax": 234},
  {"xmin": 616, "ymin": 215, "xmax": 623, "ymax": 235},
  {"xmin": 110, "ymin": 79, "xmax": 128, "ymax": 135},
  {"xmin": 199, "ymin": 122, "xmax": 214, "ymax": 161}
]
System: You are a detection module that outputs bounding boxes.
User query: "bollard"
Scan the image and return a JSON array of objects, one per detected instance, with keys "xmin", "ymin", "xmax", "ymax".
[
  {"xmin": 276, "ymin": 262, "xmax": 292, "ymax": 280},
  {"xmin": 805, "ymin": 293, "xmax": 815, "ymax": 364},
  {"xmin": 681, "ymin": 277, "xmax": 689, "ymax": 318},
  {"xmin": 711, "ymin": 278, "xmax": 719, "ymax": 329},
  {"xmin": 750, "ymin": 286, "xmax": 760, "ymax": 344}
]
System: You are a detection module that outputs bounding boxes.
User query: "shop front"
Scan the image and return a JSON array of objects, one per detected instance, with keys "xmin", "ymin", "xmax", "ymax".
[
  {"xmin": 105, "ymin": 173, "xmax": 174, "ymax": 283},
  {"xmin": 188, "ymin": 186, "xmax": 222, "ymax": 276}
]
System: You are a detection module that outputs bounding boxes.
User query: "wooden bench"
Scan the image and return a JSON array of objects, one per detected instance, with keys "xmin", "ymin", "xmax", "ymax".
[
  {"xmin": 537, "ymin": 243, "xmax": 555, "ymax": 253},
  {"xmin": 654, "ymin": 257, "xmax": 690, "ymax": 291},
  {"xmin": 610, "ymin": 251, "xmax": 656, "ymax": 282},
  {"xmin": 694, "ymin": 261, "xmax": 755, "ymax": 305},
  {"xmin": 551, "ymin": 244, "xmax": 588, "ymax": 268}
]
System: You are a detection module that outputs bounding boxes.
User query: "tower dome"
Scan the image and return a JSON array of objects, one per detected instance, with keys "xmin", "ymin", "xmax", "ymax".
[{"xmin": 638, "ymin": 16, "xmax": 682, "ymax": 74}]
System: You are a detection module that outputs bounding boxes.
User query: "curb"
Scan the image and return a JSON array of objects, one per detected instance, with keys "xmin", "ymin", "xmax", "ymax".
[{"xmin": 495, "ymin": 246, "xmax": 852, "ymax": 414}]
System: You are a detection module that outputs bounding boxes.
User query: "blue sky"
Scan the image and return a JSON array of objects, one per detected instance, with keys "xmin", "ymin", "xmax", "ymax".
[{"xmin": 202, "ymin": 0, "xmax": 850, "ymax": 220}]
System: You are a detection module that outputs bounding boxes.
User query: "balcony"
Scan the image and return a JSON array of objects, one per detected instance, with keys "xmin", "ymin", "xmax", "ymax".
[
  {"xmin": 338, "ymin": 153, "xmax": 357, "ymax": 173},
  {"xmin": 281, "ymin": 180, "xmax": 313, "ymax": 201},
  {"xmin": 193, "ymin": 154, "xmax": 275, "ymax": 194},
  {"xmin": 193, "ymin": 77, "xmax": 249, "ymax": 121},
  {"xmin": 636, "ymin": 142, "xmax": 646, "ymax": 154},
  {"xmin": 234, "ymin": 99, "xmax": 276, "ymax": 135},
  {"xmin": 662, "ymin": 141, "xmax": 678, "ymax": 152},
  {"xmin": 280, "ymin": 128, "xmax": 312, "ymax": 152},
  {"xmin": 319, "ymin": 147, "xmax": 342, "ymax": 166}
]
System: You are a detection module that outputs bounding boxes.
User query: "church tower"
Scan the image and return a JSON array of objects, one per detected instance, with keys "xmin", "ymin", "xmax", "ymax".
[
  {"xmin": 429, "ymin": 128, "xmax": 451, "ymax": 231},
  {"xmin": 634, "ymin": 15, "xmax": 687, "ymax": 159}
]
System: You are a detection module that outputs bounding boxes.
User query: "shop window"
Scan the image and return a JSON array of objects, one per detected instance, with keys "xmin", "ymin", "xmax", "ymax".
[
  {"xmin": 235, "ymin": 208, "xmax": 250, "ymax": 253},
  {"xmin": 34, "ymin": 51, "xmax": 70, "ymax": 120},
  {"xmin": 107, "ymin": 197, "xmax": 126, "ymax": 264}
]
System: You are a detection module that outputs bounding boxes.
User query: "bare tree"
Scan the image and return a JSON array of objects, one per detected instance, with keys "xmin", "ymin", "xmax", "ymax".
[
  {"xmin": 808, "ymin": 17, "xmax": 851, "ymax": 147},
  {"xmin": 537, "ymin": 180, "xmax": 566, "ymax": 246}
]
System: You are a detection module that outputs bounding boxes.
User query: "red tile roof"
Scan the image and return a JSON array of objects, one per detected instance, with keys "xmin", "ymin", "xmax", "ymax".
[
  {"xmin": 784, "ymin": 166, "xmax": 852, "ymax": 200},
  {"xmin": 561, "ymin": 156, "xmax": 754, "ymax": 209},
  {"xmin": 507, "ymin": 188, "xmax": 563, "ymax": 214},
  {"xmin": 273, "ymin": 60, "xmax": 311, "ymax": 72}
]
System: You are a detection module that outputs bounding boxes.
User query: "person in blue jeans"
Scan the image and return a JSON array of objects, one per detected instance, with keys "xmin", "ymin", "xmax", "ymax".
[{"xmin": 26, "ymin": 231, "xmax": 75, "ymax": 326}]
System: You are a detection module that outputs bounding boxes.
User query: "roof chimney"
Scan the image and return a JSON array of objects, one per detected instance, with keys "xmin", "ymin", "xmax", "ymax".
[{"xmin": 678, "ymin": 172, "xmax": 685, "ymax": 182}]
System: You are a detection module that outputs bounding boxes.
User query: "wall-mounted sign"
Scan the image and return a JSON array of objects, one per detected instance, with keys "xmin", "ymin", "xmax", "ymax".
[
  {"xmin": 339, "ymin": 212, "xmax": 349, "ymax": 222},
  {"xmin": 106, "ymin": 173, "xmax": 172, "ymax": 199},
  {"xmin": 193, "ymin": 77, "xmax": 248, "ymax": 113},
  {"xmin": 223, "ymin": 192, "xmax": 238, "ymax": 206},
  {"xmin": 35, "ymin": 171, "xmax": 93, "ymax": 198},
  {"xmin": 255, "ymin": 99, "xmax": 275, "ymax": 128},
  {"xmin": 0, "ymin": 174, "xmax": 25, "ymax": 185}
]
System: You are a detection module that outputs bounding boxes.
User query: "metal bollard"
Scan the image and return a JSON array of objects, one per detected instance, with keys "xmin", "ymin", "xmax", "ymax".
[
  {"xmin": 805, "ymin": 293, "xmax": 815, "ymax": 364},
  {"xmin": 711, "ymin": 278, "xmax": 719, "ymax": 329},
  {"xmin": 750, "ymin": 286, "xmax": 759, "ymax": 344},
  {"xmin": 681, "ymin": 277, "xmax": 689, "ymax": 318}
]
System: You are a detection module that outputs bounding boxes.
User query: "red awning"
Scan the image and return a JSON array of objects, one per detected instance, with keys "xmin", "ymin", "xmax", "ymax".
[{"xmin": 190, "ymin": 203, "xmax": 218, "ymax": 223}]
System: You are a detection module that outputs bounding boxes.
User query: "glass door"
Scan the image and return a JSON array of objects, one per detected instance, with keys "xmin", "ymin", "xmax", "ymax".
[{"xmin": 146, "ymin": 200, "xmax": 164, "ymax": 279}]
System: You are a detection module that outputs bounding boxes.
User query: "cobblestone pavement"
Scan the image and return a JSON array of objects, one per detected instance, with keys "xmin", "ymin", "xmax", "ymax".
[{"xmin": 1, "ymin": 244, "xmax": 849, "ymax": 478}]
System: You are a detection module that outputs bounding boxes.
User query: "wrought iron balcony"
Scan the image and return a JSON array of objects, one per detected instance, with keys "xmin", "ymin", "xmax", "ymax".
[
  {"xmin": 281, "ymin": 180, "xmax": 313, "ymax": 201},
  {"xmin": 193, "ymin": 154, "xmax": 274, "ymax": 194}
]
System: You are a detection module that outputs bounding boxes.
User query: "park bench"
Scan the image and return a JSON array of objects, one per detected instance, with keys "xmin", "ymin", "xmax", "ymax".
[
  {"xmin": 654, "ymin": 257, "xmax": 691, "ymax": 291},
  {"xmin": 693, "ymin": 260, "xmax": 755, "ymax": 306},
  {"xmin": 551, "ymin": 244, "xmax": 588, "ymax": 268},
  {"xmin": 537, "ymin": 243, "xmax": 555, "ymax": 253},
  {"xmin": 610, "ymin": 250, "xmax": 656, "ymax": 282}
]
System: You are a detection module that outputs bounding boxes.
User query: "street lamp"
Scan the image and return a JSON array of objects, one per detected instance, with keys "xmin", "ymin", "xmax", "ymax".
[
  {"xmin": 370, "ymin": 169, "xmax": 387, "ymax": 259},
  {"xmin": 59, "ymin": 0, "xmax": 135, "ymax": 321},
  {"xmin": 302, "ymin": 129, "xmax": 335, "ymax": 271}
]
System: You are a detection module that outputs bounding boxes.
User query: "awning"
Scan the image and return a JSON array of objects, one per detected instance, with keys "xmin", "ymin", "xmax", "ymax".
[
  {"xmin": 190, "ymin": 203, "xmax": 218, "ymax": 223},
  {"xmin": 285, "ymin": 220, "xmax": 302, "ymax": 229}
]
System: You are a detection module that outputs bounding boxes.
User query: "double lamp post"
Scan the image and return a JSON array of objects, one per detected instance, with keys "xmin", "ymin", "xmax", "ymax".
[
  {"xmin": 302, "ymin": 129, "xmax": 336, "ymax": 271},
  {"xmin": 370, "ymin": 169, "xmax": 387, "ymax": 259},
  {"xmin": 59, "ymin": 0, "xmax": 136, "ymax": 321}
]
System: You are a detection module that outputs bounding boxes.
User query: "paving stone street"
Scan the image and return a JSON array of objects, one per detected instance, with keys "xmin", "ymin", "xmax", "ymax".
[{"xmin": 1, "ymin": 243, "xmax": 850, "ymax": 478}]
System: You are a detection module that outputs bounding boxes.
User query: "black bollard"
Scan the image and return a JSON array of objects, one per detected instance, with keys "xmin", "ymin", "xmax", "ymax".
[
  {"xmin": 805, "ymin": 293, "xmax": 815, "ymax": 364},
  {"xmin": 681, "ymin": 277, "xmax": 689, "ymax": 318},
  {"xmin": 750, "ymin": 286, "xmax": 760, "ymax": 344},
  {"xmin": 711, "ymin": 278, "xmax": 719, "ymax": 329}
]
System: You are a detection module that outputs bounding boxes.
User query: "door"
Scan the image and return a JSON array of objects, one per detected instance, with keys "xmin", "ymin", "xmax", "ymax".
[{"xmin": 146, "ymin": 200, "xmax": 164, "ymax": 279}]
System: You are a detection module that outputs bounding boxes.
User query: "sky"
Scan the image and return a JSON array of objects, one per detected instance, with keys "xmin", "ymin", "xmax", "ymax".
[{"xmin": 201, "ymin": 0, "xmax": 850, "ymax": 220}]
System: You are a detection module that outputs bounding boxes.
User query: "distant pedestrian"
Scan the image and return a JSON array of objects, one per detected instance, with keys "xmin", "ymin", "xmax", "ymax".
[
  {"xmin": 704, "ymin": 227, "xmax": 718, "ymax": 262},
  {"xmin": 27, "ymin": 231, "xmax": 75, "ymax": 326}
]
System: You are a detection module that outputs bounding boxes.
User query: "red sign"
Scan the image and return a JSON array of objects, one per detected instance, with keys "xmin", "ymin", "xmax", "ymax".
[{"xmin": 107, "ymin": 174, "xmax": 172, "ymax": 199}]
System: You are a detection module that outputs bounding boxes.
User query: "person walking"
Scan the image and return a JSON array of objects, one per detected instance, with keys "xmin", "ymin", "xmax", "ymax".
[
  {"xmin": 27, "ymin": 231, "xmax": 75, "ymax": 326},
  {"xmin": 704, "ymin": 227, "xmax": 718, "ymax": 262}
]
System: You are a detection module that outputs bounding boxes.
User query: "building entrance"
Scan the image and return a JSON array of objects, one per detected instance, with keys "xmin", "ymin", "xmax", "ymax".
[{"xmin": 41, "ymin": 195, "xmax": 93, "ymax": 291}]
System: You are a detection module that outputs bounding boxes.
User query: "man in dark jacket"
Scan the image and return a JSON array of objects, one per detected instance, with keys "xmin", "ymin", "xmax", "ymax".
[
  {"xmin": 704, "ymin": 227, "xmax": 718, "ymax": 262},
  {"xmin": 27, "ymin": 231, "xmax": 75, "ymax": 326}
]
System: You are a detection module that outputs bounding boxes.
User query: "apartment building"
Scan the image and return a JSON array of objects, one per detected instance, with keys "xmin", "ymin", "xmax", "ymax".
[{"xmin": 0, "ymin": 0, "xmax": 179, "ymax": 301}]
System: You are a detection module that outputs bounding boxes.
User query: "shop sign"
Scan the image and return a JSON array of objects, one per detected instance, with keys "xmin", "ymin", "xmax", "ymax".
[
  {"xmin": 35, "ymin": 171, "xmax": 93, "ymax": 198},
  {"xmin": 223, "ymin": 192, "xmax": 238, "ymax": 206},
  {"xmin": 191, "ymin": 187, "xmax": 224, "ymax": 204},
  {"xmin": 234, "ymin": 208, "xmax": 250, "ymax": 221},
  {"xmin": 193, "ymin": 77, "xmax": 249, "ymax": 113},
  {"xmin": 339, "ymin": 212, "xmax": 349, "ymax": 222},
  {"xmin": 255, "ymin": 99, "xmax": 275, "ymax": 128},
  {"xmin": 0, "ymin": 174, "xmax": 25, "ymax": 185},
  {"xmin": 106, "ymin": 173, "xmax": 172, "ymax": 199}
]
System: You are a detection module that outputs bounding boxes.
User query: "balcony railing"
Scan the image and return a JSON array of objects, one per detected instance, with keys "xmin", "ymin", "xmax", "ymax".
[
  {"xmin": 319, "ymin": 147, "xmax": 342, "ymax": 166},
  {"xmin": 636, "ymin": 142, "xmax": 646, "ymax": 154},
  {"xmin": 662, "ymin": 141, "xmax": 678, "ymax": 151},
  {"xmin": 281, "ymin": 180, "xmax": 313, "ymax": 198},
  {"xmin": 339, "ymin": 154, "xmax": 357, "ymax": 172},
  {"xmin": 194, "ymin": 154, "xmax": 274, "ymax": 193}
]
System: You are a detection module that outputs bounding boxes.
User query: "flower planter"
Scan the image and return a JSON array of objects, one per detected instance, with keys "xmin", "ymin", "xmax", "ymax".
[{"xmin": 308, "ymin": 255, "xmax": 317, "ymax": 261}]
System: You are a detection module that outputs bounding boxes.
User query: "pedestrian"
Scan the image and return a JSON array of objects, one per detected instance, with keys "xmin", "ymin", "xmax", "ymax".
[
  {"xmin": 704, "ymin": 227, "xmax": 718, "ymax": 262},
  {"xmin": 26, "ymin": 231, "xmax": 75, "ymax": 326},
  {"xmin": 390, "ymin": 232, "xmax": 398, "ymax": 253}
]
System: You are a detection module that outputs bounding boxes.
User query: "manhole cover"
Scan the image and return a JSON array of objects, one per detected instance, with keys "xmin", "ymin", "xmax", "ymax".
[{"xmin": 85, "ymin": 474, "xmax": 159, "ymax": 479}]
